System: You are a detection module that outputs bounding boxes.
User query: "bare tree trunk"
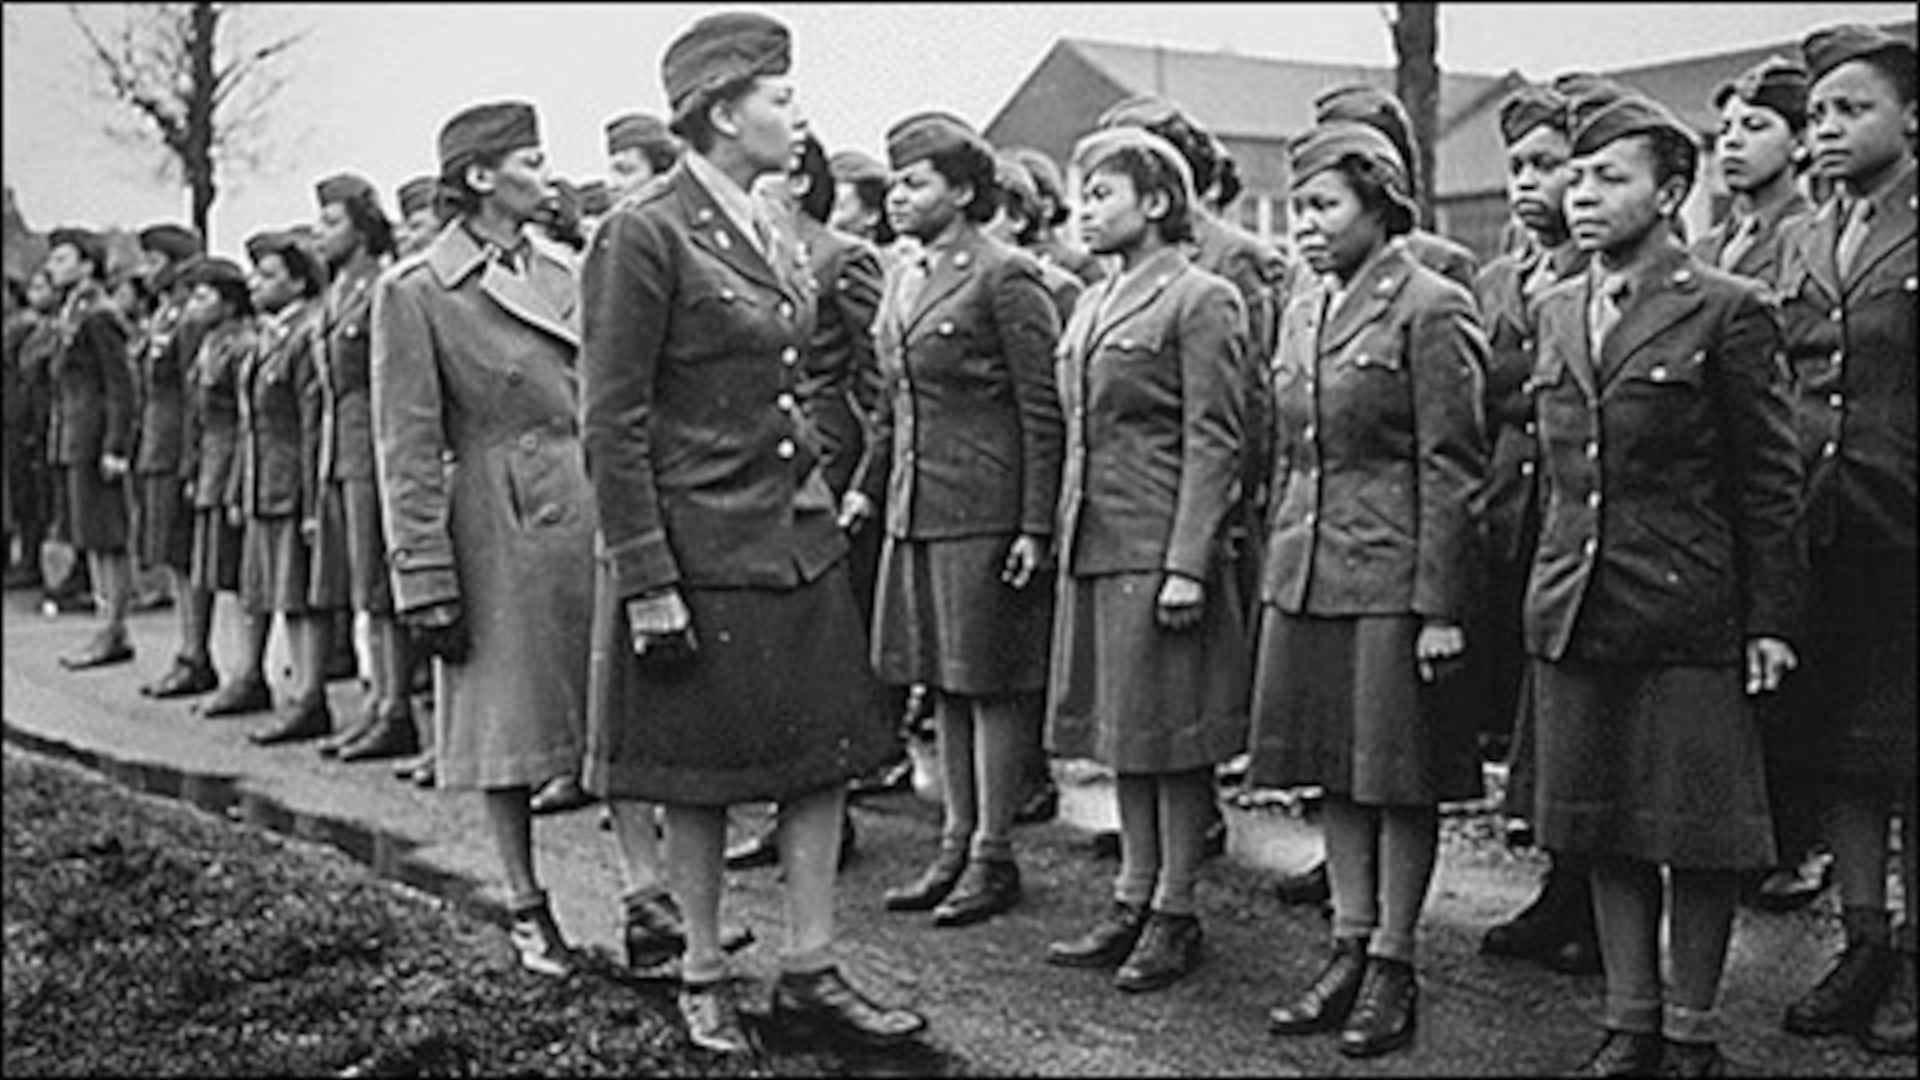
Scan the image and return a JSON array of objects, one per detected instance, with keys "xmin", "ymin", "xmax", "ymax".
[
  {"xmin": 186, "ymin": 1, "xmax": 218, "ymax": 243},
  {"xmin": 1393, "ymin": 2, "xmax": 1440, "ymax": 229}
]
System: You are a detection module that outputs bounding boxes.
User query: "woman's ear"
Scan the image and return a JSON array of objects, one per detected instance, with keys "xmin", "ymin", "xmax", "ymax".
[
  {"xmin": 464, "ymin": 161, "xmax": 495, "ymax": 197},
  {"xmin": 1141, "ymin": 187, "xmax": 1172, "ymax": 226}
]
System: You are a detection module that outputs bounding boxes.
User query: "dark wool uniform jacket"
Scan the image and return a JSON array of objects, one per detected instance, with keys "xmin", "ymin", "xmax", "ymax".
[
  {"xmin": 793, "ymin": 215, "xmax": 884, "ymax": 499},
  {"xmin": 232, "ymin": 299, "xmax": 322, "ymax": 521},
  {"xmin": 47, "ymin": 282, "xmax": 133, "ymax": 469},
  {"xmin": 316, "ymin": 261, "xmax": 384, "ymax": 485},
  {"xmin": 1264, "ymin": 241, "xmax": 1489, "ymax": 622},
  {"xmin": 1690, "ymin": 190, "xmax": 1812, "ymax": 297},
  {"xmin": 1524, "ymin": 241, "xmax": 1805, "ymax": 665},
  {"xmin": 1471, "ymin": 240, "xmax": 1589, "ymax": 566},
  {"xmin": 1773, "ymin": 163, "xmax": 1916, "ymax": 553},
  {"xmin": 181, "ymin": 319, "xmax": 256, "ymax": 511},
  {"xmin": 1056, "ymin": 247, "xmax": 1247, "ymax": 581},
  {"xmin": 582, "ymin": 163, "xmax": 844, "ymax": 602},
  {"xmin": 851, "ymin": 226, "xmax": 1064, "ymax": 542},
  {"xmin": 132, "ymin": 294, "xmax": 201, "ymax": 477}
]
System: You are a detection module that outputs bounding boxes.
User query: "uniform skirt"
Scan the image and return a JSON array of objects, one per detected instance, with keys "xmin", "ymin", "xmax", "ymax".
[
  {"xmin": 1531, "ymin": 658, "xmax": 1775, "ymax": 869},
  {"xmin": 582, "ymin": 559, "xmax": 897, "ymax": 807},
  {"xmin": 64, "ymin": 464, "xmax": 128, "ymax": 554},
  {"xmin": 872, "ymin": 534, "xmax": 1053, "ymax": 696},
  {"xmin": 1048, "ymin": 569, "xmax": 1248, "ymax": 773},
  {"xmin": 1767, "ymin": 549, "xmax": 1916, "ymax": 782},
  {"xmin": 188, "ymin": 508, "xmax": 242, "ymax": 593},
  {"xmin": 134, "ymin": 473, "xmax": 191, "ymax": 570},
  {"xmin": 240, "ymin": 515, "xmax": 333, "ymax": 616},
  {"xmin": 311, "ymin": 478, "xmax": 391, "ymax": 614},
  {"xmin": 1248, "ymin": 609, "xmax": 1482, "ymax": 804}
]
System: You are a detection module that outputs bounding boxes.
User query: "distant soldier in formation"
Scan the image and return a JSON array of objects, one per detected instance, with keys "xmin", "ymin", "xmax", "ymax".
[{"xmin": 603, "ymin": 111, "xmax": 681, "ymax": 205}]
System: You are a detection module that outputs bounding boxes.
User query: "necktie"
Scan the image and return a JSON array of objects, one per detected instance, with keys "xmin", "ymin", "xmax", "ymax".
[
  {"xmin": 1588, "ymin": 272, "xmax": 1629, "ymax": 362},
  {"xmin": 1835, "ymin": 198, "xmax": 1873, "ymax": 278},
  {"xmin": 1717, "ymin": 214, "xmax": 1760, "ymax": 270},
  {"xmin": 896, "ymin": 252, "xmax": 932, "ymax": 315}
]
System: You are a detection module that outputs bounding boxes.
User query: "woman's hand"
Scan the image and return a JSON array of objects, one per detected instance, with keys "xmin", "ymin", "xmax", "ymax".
[
  {"xmin": 1002, "ymin": 534, "xmax": 1047, "ymax": 590},
  {"xmin": 627, "ymin": 588, "xmax": 697, "ymax": 664},
  {"xmin": 1156, "ymin": 572, "xmax": 1205, "ymax": 631},
  {"xmin": 99, "ymin": 453, "xmax": 129, "ymax": 482},
  {"xmin": 1745, "ymin": 636, "xmax": 1797, "ymax": 695},
  {"xmin": 402, "ymin": 600, "xmax": 471, "ymax": 664},
  {"xmin": 837, "ymin": 490, "xmax": 875, "ymax": 534},
  {"xmin": 1415, "ymin": 622, "xmax": 1466, "ymax": 683}
]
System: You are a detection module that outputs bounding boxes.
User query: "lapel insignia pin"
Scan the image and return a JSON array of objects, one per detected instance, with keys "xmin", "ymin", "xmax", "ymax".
[{"xmin": 716, "ymin": 230, "xmax": 732, "ymax": 250}]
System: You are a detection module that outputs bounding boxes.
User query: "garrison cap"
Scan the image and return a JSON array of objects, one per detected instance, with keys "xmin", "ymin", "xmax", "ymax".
[
  {"xmin": 136, "ymin": 223, "xmax": 202, "ymax": 262},
  {"xmin": 396, "ymin": 175, "xmax": 439, "ymax": 217},
  {"xmin": 437, "ymin": 100, "xmax": 540, "ymax": 175},
  {"xmin": 829, "ymin": 149, "xmax": 887, "ymax": 186},
  {"xmin": 993, "ymin": 151, "xmax": 1040, "ymax": 212},
  {"xmin": 1313, "ymin": 83, "xmax": 1416, "ymax": 180},
  {"xmin": 48, "ymin": 226, "xmax": 108, "ymax": 271},
  {"xmin": 1097, "ymin": 92, "xmax": 1191, "ymax": 132},
  {"xmin": 1499, "ymin": 84, "xmax": 1571, "ymax": 145},
  {"xmin": 1288, "ymin": 121, "xmax": 1418, "ymax": 233},
  {"xmin": 1570, "ymin": 93, "xmax": 1699, "ymax": 179},
  {"xmin": 1070, "ymin": 126, "xmax": 1197, "ymax": 205},
  {"xmin": 314, "ymin": 172, "xmax": 379, "ymax": 210},
  {"xmin": 885, "ymin": 111, "xmax": 985, "ymax": 170},
  {"xmin": 1011, "ymin": 147, "xmax": 1069, "ymax": 225},
  {"xmin": 661, "ymin": 11, "xmax": 791, "ymax": 123},
  {"xmin": 605, "ymin": 112, "xmax": 674, "ymax": 156},
  {"xmin": 1713, "ymin": 55, "xmax": 1811, "ymax": 130},
  {"xmin": 244, "ymin": 228, "xmax": 325, "ymax": 294},
  {"xmin": 1551, "ymin": 72, "xmax": 1632, "ymax": 133},
  {"xmin": 1802, "ymin": 23, "xmax": 1918, "ymax": 86},
  {"xmin": 181, "ymin": 255, "xmax": 254, "ymax": 314}
]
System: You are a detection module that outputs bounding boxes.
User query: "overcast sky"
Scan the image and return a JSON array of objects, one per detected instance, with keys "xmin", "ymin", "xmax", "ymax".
[{"xmin": 4, "ymin": 2, "xmax": 1911, "ymax": 251}]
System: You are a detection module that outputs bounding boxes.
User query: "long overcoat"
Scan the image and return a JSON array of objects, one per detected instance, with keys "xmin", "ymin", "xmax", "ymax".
[{"xmin": 372, "ymin": 225, "xmax": 595, "ymax": 790}]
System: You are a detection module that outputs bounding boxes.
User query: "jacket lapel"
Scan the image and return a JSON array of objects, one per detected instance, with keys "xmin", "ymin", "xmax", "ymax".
[
  {"xmin": 1843, "ymin": 164, "xmax": 1918, "ymax": 295},
  {"xmin": 1797, "ymin": 199, "xmax": 1848, "ymax": 304},
  {"xmin": 1597, "ymin": 245, "xmax": 1704, "ymax": 386},
  {"xmin": 1555, "ymin": 282, "xmax": 1599, "ymax": 400},
  {"xmin": 1319, "ymin": 242, "xmax": 1412, "ymax": 356},
  {"xmin": 675, "ymin": 166, "xmax": 788, "ymax": 299},
  {"xmin": 481, "ymin": 249, "xmax": 580, "ymax": 350},
  {"xmin": 1084, "ymin": 248, "xmax": 1185, "ymax": 356}
]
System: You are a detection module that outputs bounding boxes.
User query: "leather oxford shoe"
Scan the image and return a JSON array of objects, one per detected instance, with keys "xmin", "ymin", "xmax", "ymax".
[
  {"xmin": 144, "ymin": 656, "xmax": 218, "ymax": 698},
  {"xmin": 316, "ymin": 705, "xmax": 380, "ymax": 758},
  {"xmin": 884, "ymin": 849, "xmax": 967, "ymax": 912},
  {"xmin": 338, "ymin": 707, "xmax": 420, "ymax": 762},
  {"xmin": 1270, "ymin": 937, "xmax": 1369, "ymax": 1035},
  {"xmin": 1862, "ymin": 949, "xmax": 1916, "ymax": 1056},
  {"xmin": 198, "ymin": 676, "xmax": 272, "ymax": 718},
  {"xmin": 1338, "ymin": 957, "xmax": 1418, "ymax": 1058},
  {"xmin": 770, "ymin": 965, "xmax": 926, "ymax": 1049},
  {"xmin": 931, "ymin": 859, "xmax": 1020, "ymax": 927},
  {"xmin": 1786, "ymin": 940, "xmax": 1894, "ymax": 1036},
  {"xmin": 679, "ymin": 979, "xmax": 754, "ymax": 1055},
  {"xmin": 249, "ymin": 695, "xmax": 332, "ymax": 746},
  {"xmin": 1572, "ymin": 1030, "xmax": 1664, "ymax": 1076},
  {"xmin": 1048, "ymin": 899, "xmax": 1148, "ymax": 968},
  {"xmin": 1115, "ymin": 910, "xmax": 1203, "ymax": 992},
  {"xmin": 60, "ymin": 632, "xmax": 133, "ymax": 670}
]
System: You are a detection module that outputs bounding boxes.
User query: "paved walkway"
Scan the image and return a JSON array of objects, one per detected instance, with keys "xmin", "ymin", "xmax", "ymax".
[{"xmin": 2, "ymin": 588, "xmax": 1906, "ymax": 1076}]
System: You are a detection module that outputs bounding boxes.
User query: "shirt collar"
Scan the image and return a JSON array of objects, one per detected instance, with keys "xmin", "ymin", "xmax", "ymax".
[{"xmin": 685, "ymin": 151, "xmax": 766, "ymax": 250}]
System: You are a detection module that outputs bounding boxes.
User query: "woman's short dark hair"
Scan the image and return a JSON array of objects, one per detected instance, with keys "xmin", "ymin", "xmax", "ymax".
[
  {"xmin": 1085, "ymin": 145, "xmax": 1196, "ymax": 245},
  {"xmin": 1636, "ymin": 128, "xmax": 1701, "ymax": 196},
  {"xmin": 1333, "ymin": 155, "xmax": 1417, "ymax": 238},
  {"xmin": 1139, "ymin": 114, "xmax": 1223, "ymax": 204},
  {"xmin": 790, "ymin": 134, "xmax": 834, "ymax": 225},
  {"xmin": 669, "ymin": 75, "xmax": 759, "ymax": 154},
  {"xmin": 342, "ymin": 198, "xmax": 394, "ymax": 258},
  {"xmin": 847, "ymin": 176, "xmax": 895, "ymax": 244},
  {"xmin": 924, "ymin": 141, "xmax": 1001, "ymax": 224},
  {"xmin": 207, "ymin": 278, "xmax": 253, "ymax": 318},
  {"xmin": 111, "ymin": 269, "xmax": 156, "ymax": 318},
  {"xmin": 439, "ymin": 147, "xmax": 513, "ymax": 218}
]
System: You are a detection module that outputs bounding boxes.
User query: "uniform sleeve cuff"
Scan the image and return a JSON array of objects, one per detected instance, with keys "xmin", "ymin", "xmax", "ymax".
[{"xmin": 608, "ymin": 530, "xmax": 680, "ymax": 600}]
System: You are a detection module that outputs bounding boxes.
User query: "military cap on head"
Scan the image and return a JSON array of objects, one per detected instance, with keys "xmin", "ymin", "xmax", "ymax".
[
  {"xmin": 1071, "ymin": 125, "xmax": 1197, "ymax": 204},
  {"xmin": 1713, "ymin": 55, "xmax": 1811, "ymax": 130},
  {"xmin": 1288, "ymin": 121, "xmax": 1419, "ymax": 233},
  {"xmin": 48, "ymin": 226, "xmax": 108, "ymax": 272},
  {"xmin": 1570, "ymin": 93, "xmax": 1700, "ymax": 184},
  {"xmin": 994, "ymin": 151, "xmax": 1040, "ymax": 210},
  {"xmin": 829, "ymin": 148, "xmax": 887, "ymax": 186},
  {"xmin": 1313, "ymin": 83, "xmax": 1415, "ymax": 176},
  {"xmin": 315, "ymin": 172, "xmax": 379, "ymax": 210},
  {"xmin": 181, "ymin": 255, "xmax": 254, "ymax": 314},
  {"xmin": 1499, "ymin": 84, "xmax": 1571, "ymax": 145},
  {"xmin": 1097, "ymin": 92, "xmax": 1188, "ymax": 132},
  {"xmin": 244, "ymin": 228, "xmax": 325, "ymax": 293},
  {"xmin": 605, "ymin": 112, "xmax": 674, "ymax": 156},
  {"xmin": 397, "ymin": 175, "xmax": 439, "ymax": 217},
  {"xmin": 1009, "ymin": 147, "xmax": 1069, "ymax": 225},
  {"xmin": 661, "ymin": 11, "xmax": 791, "ymax": 122},
  {"xmin": 136, "ymin": 223, "xmax": 203, "ymax": 262},
  {"xmin": 1802, "ymin": 23, "xmax": 1917, "ymax": 86},
  {"xmin": 437, "ymin": 100, "xmax": 541, "ymax": 175},
  {"xmin": 885, "ymin": 111, "xmax": 985, "ymax": 170},
  {"xmin": 1551, "ymin": 72, "xmax": 1632, "ymax": 132},
  {"xmin": 578, "ymin": 179, "xmax": 612, "ymax": 217}
]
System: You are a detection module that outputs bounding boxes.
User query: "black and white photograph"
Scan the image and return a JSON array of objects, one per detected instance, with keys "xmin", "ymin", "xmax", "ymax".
[{"xmin": 2, "ymin": 2, "xmax": 1913, "ymax": 1074}]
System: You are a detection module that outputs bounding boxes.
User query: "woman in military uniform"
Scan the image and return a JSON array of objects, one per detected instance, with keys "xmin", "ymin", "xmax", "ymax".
[
  {"xmin": 1526, "ymin": 96, "xmax": 1803, "ymax": 1078},
  {"xmin": 1043, "ymin": 125, "xmax": 1247, "ymax": 994},
  {"xmin": 579, "ymin": 12, "xmax": 922, "ymax": 1055},
  {"xmin": 847, "ymin": 110, "xmax": 1064, "ymax": 933},
  {"xmin": 1773, "ymin": 24, "xmax": 1917, "ymax": 1059},
  {"xmin": 1254, "ymin": 121, "xmax": 1488, "ymax": 1059}
]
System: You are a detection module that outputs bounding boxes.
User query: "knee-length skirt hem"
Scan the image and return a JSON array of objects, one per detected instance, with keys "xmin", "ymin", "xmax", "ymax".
[
  {"xmin": 134, "ymin": 473, "xmax": 191, "ymax": 570},
  {"xmin": 1248, "ymin": 609, "xmax": 1482, "ymax": 805},
  {"xmin": 188, "ymin": 508, "xmax": 242, "ymax": 593},
  {"xmin": 311, "ymin": 478, "xmax": 392, "ymax": 614},
  {"xmin": 241, "ymin": 516, "xmax": 337, "ymax": 616},
  {"xmin": 65, "ymin": 464, "xmax": 128, "ymax": 554},
  {"xmin": 435, "ymin": 745, "xmax": 583, "ymax": 793},
  {"xmin": 583, "ymin": 562, "xmax": 896, "ymax": 807},
  {"xmin": 1530, "ymin": 658, "xmax": 1775, "ymax": 869},
  {"xmin": 872, "ymin": 534, "xmax": 1053, "ymax": 695},
  {"xmin": 1047, "ymin": 569, "xmax": 1248, "ymax": 774}
]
